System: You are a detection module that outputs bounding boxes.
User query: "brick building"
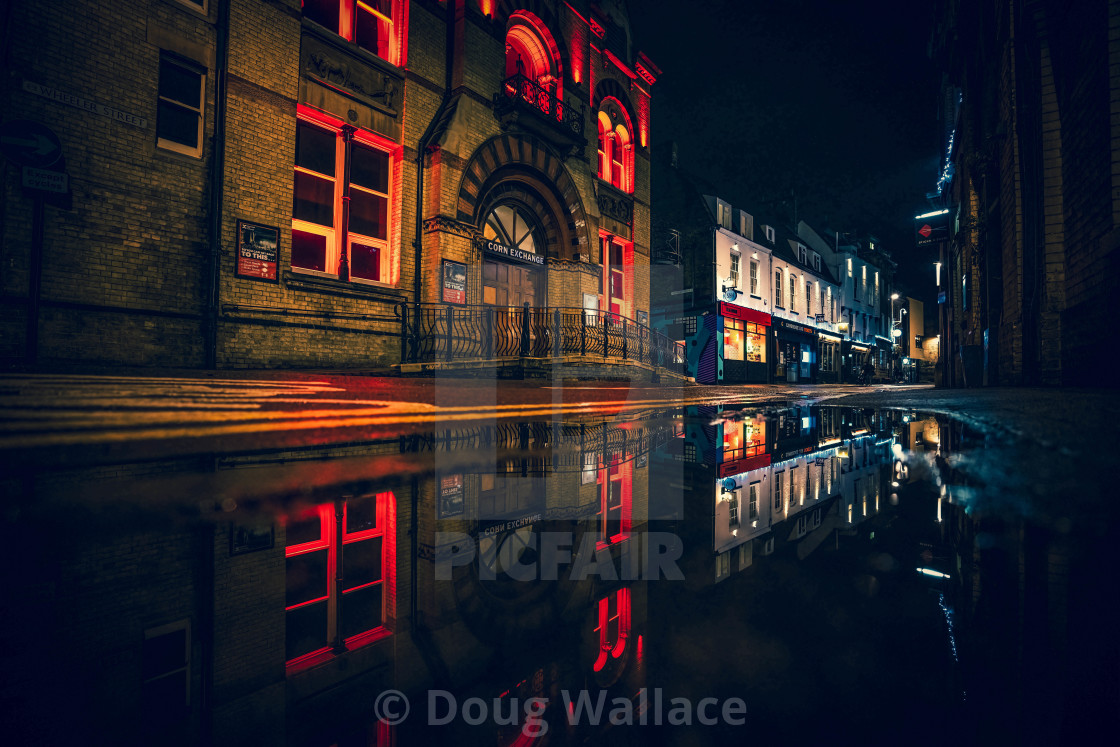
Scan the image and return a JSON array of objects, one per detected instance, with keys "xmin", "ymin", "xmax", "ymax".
[
  {"xmin": 1, "ymin": 0, "xmax": 664, "ymax": 373},
  {"xmin": 931, "ymin": 0, "xmax": 1120, "ymax": 386}
]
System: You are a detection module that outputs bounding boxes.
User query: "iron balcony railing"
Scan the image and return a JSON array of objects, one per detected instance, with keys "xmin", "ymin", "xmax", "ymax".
[
  {"xmin": 397, "ymin": 303, "xmax": 687, "ymax": 375},
  {"xmin": 499, "ymin": 73, "xmax": 585, "ymax": 138}
]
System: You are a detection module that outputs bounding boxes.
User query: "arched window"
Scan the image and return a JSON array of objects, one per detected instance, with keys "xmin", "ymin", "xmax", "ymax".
[
  {"xmin": 596, "ymin": 104, "xmax": 632, "ymax": 192},
  {"xmin": 504, "ymin": 12, "xmax": 562, "ymax": 97},
  {"xmin": 484, "ymin": 202, "xmax": 542, "ymax": 257}
]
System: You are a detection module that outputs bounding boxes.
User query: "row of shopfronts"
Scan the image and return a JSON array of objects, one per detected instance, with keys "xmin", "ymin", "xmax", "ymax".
[{"xmin": 684, "ymin": 302, "xmax": 886, "ymax": 385}]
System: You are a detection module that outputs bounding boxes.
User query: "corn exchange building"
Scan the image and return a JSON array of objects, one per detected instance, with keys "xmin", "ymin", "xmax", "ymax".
[{"xmin": 1, "ymin": 0, "xmax": 666, "ymax": 374}]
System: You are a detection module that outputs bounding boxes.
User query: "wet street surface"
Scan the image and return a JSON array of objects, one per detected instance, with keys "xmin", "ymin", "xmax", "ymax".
[{"xmin": 1, "ymin": 376, "xmax": 1118, "ymax": 746}]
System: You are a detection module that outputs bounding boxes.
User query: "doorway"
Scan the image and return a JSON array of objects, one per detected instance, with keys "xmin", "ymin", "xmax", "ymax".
[{"xmin": 482, "ymin": 260, "xmax": 538, "ymax": 307}]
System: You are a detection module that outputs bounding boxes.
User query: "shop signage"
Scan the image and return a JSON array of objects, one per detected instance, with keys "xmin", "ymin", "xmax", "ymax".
[
  {"xmin": 235, "ymin": 220, "xmax": 279, "ymax": 282},
  {"xmin": 479, "ymin": 239, "xmax": 544, "ymax": 266},
  {"xmin": 442, "ymin": 259, "xmax": 467, "ymax": 304},
  {"xmin": 438, "ymin": 474, "xmax": 464, "ymax": 518},
  {"xmin": 915, "ymin": 212, "xmax": 948, "ymax": 246},
  {"xmin": 719, "ymin": 302, "xmax": 770, "ymax": 325},
  {"xmin": 774, "ymin": 318, "xmax": 814, "ymax": 335},
  {"xmin": 718, "ymin": 453, "xmax": 771, "ymax": 477}
]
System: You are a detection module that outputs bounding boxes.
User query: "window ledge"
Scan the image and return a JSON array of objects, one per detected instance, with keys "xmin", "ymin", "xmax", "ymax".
[
  {"xmin": 286, "ymin": 271, "xmax": 405, "ymax": 302},
  {"xmin": 286, "ymin": 627, "xmax": 392, "ymax": 677}
]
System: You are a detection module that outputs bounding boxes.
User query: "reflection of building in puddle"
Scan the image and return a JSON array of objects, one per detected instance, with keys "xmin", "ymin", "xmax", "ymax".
[
  {"xmin": 3, "ymin": 410, "xmax": 672, "ymax": 746},
  {"xmin": 654, "ymin": 405, "xmax": 898, "ymax": 585}
]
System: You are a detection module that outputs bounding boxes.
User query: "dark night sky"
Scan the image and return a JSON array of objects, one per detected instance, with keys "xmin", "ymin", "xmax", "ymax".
[{"xmin": 628, "ymin": 0, "xmax": 942, "ymax": 298}]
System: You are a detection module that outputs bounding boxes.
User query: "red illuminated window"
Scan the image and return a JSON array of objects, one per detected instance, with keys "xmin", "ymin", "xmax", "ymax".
[
  {"xmin": 597, "ymin": 455, "xmax": 631, "ymax": 545},
  {"xmin": 303, "ymin": 0, "xmax": 398, "ymax": 64},
  {"xmin": 600, "ymin": 234, "xmax": 629, "ymax": 316},
  {"xmin": 292, "ymin": 111, "xmax": 394, "ymax": 283},
  {"xmin": 593, "ymin": 589, "xmax": 631, "ymax": 672},
  {"xmin": 284, "ymin": 492, "xmax": 395, "ymax": 669},
  {"xmin": 596, "ymin": 108, "xmax": 632, "ymax": 192}
]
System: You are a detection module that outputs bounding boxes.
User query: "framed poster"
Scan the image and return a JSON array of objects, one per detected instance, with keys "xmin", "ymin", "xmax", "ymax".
[
  {"xmin": 439, "ymin": 474, "xmax": 464, "ymax": 518},
  {"xmin": 637, "ymin": 310, "xmax": 649, "ymax": 327},
  {"xmin": 235, "ymin": 220, "xmax": 280, "ymax": 282},
  {"xmin": 229, "ymin": 522, "xmax": 274, "ymax": 555},
  {"xmin": 442, "ymin": 260, "xmax": 467, "ymax": 304}
]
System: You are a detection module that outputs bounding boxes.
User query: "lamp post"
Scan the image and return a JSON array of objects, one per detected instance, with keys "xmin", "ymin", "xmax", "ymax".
[{"xmin": 890, "ymin": 293, "xmax": 906, "ymax": 379}]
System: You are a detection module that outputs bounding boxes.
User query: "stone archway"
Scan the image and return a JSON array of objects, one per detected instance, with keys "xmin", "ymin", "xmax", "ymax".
[{"xmin": 455, "ymin": 134, "xmax": 591, "ymax": 263}]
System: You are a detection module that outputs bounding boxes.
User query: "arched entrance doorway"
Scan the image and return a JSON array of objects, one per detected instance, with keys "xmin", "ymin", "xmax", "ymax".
[{"xmin": 480, "ymin": 201, "xmax": 544, "ymax": 308}]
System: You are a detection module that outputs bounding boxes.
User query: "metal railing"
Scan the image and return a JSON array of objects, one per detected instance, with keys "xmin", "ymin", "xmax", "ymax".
[
  {"xmin": 499, "ymin": 73, "xmax": 585, "ymax": 138},
  {"xmin": 397, "ymin": 303, "xmax": 687, "ymax": 375}
]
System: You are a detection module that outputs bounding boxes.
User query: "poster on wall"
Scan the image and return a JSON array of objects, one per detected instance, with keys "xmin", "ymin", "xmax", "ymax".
[
  {"xmin": 442, "ymin": 260, "xmax": 467, "ymax": 304},
  {"xmin": 235, "ymin": 220, "xmax": 280, "ymax": 282},
  {"xmin": 439, "ymin": 474, "xmax": 464, "ymax": 518}
]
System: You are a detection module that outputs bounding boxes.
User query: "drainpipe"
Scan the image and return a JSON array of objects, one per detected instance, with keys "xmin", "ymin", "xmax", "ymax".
[
  {"xmin": 413, "ymin": 0, "xmax": 458, "ymax": 306},
  {"xmin": 204, "ymin": 0, "xmax": 232, "ymax": 369}
]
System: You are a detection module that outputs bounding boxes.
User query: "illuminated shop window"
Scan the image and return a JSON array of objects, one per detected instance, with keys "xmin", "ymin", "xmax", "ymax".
[
  {"xmin": 292, "ymin": 113, "xmax": 394, "ymax": 283},
  {"xmin": 724, "ymin": 319, "xmax": 744, "ymax": 361},
  {"xmin": 303, "ymin": 0, "xmax": 397, "ymax": 64},
  {"xmin": 597, "ymin": 105, "xmax": 633, "ymax": 192},
  {"xmin": 284, "ymin": 492, "xmax": 395, "ymax": 669},
  {"xmin": 593, "ymin": 589, "xmax": 631, "ymax": 672},
  {"xmin": 157, "ymin": 54, "xmax": 205, "ymax": 157}
]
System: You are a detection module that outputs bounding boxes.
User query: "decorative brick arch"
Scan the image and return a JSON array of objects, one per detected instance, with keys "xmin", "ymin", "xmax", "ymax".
[
  {"xmin": 456, "ymin": 134, "xmax": 591, "ymax": 260},
  {"xmin": 593, "ymin": 79, "xmax": 638, "ymax": 139},
  {"xmin": 494, "ymin": 0, "xmax": 569, "ymax": 81},
  {"xmin": 494, "ymin": 0, "xmax": 561, "ymax": 31}
]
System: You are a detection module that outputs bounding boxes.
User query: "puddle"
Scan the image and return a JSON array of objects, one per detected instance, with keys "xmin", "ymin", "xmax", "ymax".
[{"xmin": 0, "ymin": 403, "xmax": 1114, "ymax": 745}]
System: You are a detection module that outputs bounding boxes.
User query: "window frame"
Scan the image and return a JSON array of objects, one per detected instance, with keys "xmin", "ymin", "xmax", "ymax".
[
  {"xmin": 156, "ymin": 53, "xmax": 206, "ymax": 158},
  {"xmin": 284, "ymin": 493, "xmax": 394, "ymax": 671},
  {"xmin": 304, "ymin": 0, "xmax": 398, "ymax": 65},
  {"xmin": 291, "ymin": 110, "xmax": 396, "ymax": 285}
]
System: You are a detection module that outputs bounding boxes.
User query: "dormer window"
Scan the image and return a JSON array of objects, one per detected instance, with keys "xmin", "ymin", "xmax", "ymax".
[
  {"xmin": 764, "ymin": 225, "xmax": 775, "ymax": 243},
  {"xmin": 739, "ymin": 211, "xmax": 753, "ymax": 240},
  {"xmin": 798, "ymin": 245, "xmax": 807, "ymax": 264},
  {"xmin": 716, "ymin": 201, "xmax": 731, "ymax": 230}
]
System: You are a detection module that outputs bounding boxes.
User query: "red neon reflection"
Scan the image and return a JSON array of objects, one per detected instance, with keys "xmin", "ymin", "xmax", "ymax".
[
  {"xmin": 593, "ymin": 588, "xmax": 631, "ymax": 672},
  {"xmin": 284, "ymin": 492, "xmax": 396, "ymax": 674}
]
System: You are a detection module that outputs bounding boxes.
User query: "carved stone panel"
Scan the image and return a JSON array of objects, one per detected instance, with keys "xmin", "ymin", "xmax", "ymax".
[{"xmin": 300, "ymin": 31, "xmax": 403, "ymax": 142}]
